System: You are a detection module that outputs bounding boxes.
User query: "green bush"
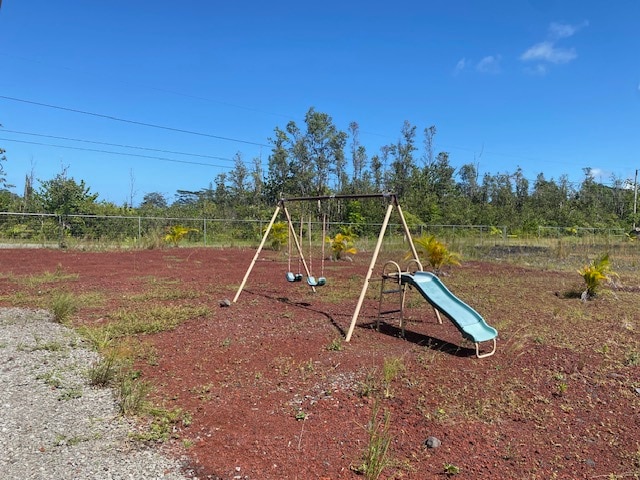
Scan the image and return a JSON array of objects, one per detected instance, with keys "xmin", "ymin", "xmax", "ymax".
[
  {"xmin": 409, "ymin": 234, "xmax": 461, "ymax": 274},
  {"xmin": 578, "ymin": 253, "xmax": 617, "ymax": 300}
]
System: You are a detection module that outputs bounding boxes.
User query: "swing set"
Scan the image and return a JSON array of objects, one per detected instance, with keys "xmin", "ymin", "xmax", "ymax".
[
  {"xmin": 233, "ymin": 192, "xmax": 498, "ymax": 356},
  {"xmin": 233, "ymin": 193, "xmax": 420, "ymax": 341}
]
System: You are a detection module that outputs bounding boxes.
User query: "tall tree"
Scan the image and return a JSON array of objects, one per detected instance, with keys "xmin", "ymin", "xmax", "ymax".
[
  {"xmin": 140, "ymin": 192, "xmax": 168, "ymax": 210},
  {"xmin": 250, "ymin": 156, "xmax": 264, "ymax": 199},
  {"xmin": 228, "ymin": 152, "xmax": 249, "ymax": 204},
  {"xmin": 286, "ymin": 120, "xmax": 313, "ymax": 196},
  {"xmin": 0, "ymin": 145, "xmax": 10, "ymax": 189},
  {"xmin": 388, "ymin": 121, "xmax": 417, "ymax": 198},
  {"xmin": 265, "ymin": 127, "xmax": 292, "ymax": 202},
  {"xmin": 303, "ymin": 107, "xmax": 347, "ymax": 196},
  {"xmin": 38, "ymin": 167, "xmax": 99, "ymax": 215},
  {"xmin": 348, "ymin": 122, "xmax": 368, "ymax": 192}
]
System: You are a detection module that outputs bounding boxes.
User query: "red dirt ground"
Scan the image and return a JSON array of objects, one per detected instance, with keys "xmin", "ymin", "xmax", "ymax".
[{"xmin": 0, "ymin": 247, "xmax": 638, "ymax": 480}]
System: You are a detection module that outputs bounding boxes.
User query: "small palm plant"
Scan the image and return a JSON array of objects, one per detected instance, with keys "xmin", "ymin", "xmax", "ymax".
[
  {"xmin": 578, "ymin": 253, "xmax": 617, "ymax": 300},
  {"xmin": 267, "ymin": 221, "xmax": 289, "ymax": 251},
  {"xmin": 409, "ymin": 234, "xmax": 461, "ymax": 275},
  {"xmin": 164, "ymin": 225, "xmax": 197, "ymax": 247},
  {"xmin": 326, "ymin": 229, "xmax": 358, "ymax": 260}
]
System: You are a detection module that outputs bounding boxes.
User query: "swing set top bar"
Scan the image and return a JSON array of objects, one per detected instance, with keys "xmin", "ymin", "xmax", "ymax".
[{"xmin": 278, "ymin": 192, "xmax": 396, "ymax": 204}]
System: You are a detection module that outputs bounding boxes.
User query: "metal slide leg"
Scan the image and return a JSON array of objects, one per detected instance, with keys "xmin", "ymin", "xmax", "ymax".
[{"xmin": 475, "ymin": 338, "xmax": 497, "ymax": 359}]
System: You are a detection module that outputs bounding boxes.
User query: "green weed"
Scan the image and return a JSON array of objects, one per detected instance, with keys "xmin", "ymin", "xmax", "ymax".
[
  {"xmin": 132, "ymin": 407, "xmax": 192, "ymax": 442},
  {"xmin": 58, "ymin": 387, "xmax": 83, "ymax": 401},
  {"xmin": 106, "ymin": 305, "xmax": 210, "ymax": 337},
  {"xmin": 444, "ymin": 463, "xmax": 460, "ymax": 476},
  {"xmin": 382, "ymin": 356, "xmax": 405, "ymax": 398},
  {"xmin": 23, "ymin": 265, "xmax": 79, "ymax": 286},
  {"xmin": 352, "ymin": 400, "xmax": 393, "ymax": 480},
  {"xmin": 36, "ymin": 370, "xmax": 63, "ymax": 389},
  {"xmin": 50, "ymin": 291, "xmax": 78, "ymax": 324},
  {"xmin": 326, "ymin": 337, "xmax": 344, "ymax": 351},
  {"xmin": 87, "ymin": 351, "xmax": 122, "ymax": 387},
  {"xmin": 116, "ymin": 372, "xmax": 152, "ymax": 416}
]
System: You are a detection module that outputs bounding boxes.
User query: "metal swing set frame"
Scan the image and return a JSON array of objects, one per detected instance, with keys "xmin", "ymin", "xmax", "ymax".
[{"xmin": 232, "ymin": 192, "xmax": 420, "ymax": 342}]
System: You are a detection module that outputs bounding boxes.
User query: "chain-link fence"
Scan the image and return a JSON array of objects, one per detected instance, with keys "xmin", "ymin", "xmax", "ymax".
[
  {"xmin": 0, "ymin": 212, "xmax": 281, "ymax": 248},
  {"xmin": 0, "ymin": 212, "xmax": 635, "ymax": 262}
]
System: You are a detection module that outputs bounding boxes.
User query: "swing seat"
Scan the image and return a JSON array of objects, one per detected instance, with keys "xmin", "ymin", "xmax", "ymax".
[
  {"xmin": 286, "ymin": 272, "xmax": 303, "ymax": 282},
  {"xmin": 307, "ymin": 276, "xmax": 326, "ymax": 287}
]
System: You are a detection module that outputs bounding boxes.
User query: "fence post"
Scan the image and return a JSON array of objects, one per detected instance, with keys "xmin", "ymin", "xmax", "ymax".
[
  {"xmin": 203, "ymin": 218, "xmax": 207, "ymax": 246},
  {"xmin": 138, "ymin": 217, "xmax": 141, "ymax": 243}
]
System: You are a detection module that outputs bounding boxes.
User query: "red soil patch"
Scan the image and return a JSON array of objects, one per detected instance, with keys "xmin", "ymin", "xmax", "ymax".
[{"xmin": 0, "ymin": 247, "xmax": 638, "ymax": 479}]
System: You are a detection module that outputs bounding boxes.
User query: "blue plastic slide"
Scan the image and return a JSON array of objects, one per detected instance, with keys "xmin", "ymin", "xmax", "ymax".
[{"xmin": 400, "ymin": 271, "xmax": 498, "ymax": 358}]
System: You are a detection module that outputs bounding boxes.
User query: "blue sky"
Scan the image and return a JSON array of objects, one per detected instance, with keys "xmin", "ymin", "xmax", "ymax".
[{"xmin": 1, "ymin": 0, "xmax": 639, "ymax": 206}]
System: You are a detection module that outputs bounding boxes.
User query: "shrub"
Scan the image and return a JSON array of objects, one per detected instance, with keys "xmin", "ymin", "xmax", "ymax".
[
  {"xmin": 578, "ymin": 252, "xmax": 617, "ymax": 300},
  {"xmin": 164, "ymin": 225, "xmax": 197, "ymax": 247},
  {"xmin": 50, "ymin": 291, "xmax": 77, "ymax": 325},
  {"xmin": 267, "ymin": 221, "xmax": 288, "ymax": 251},
  {"xmin": 409, "ymin": 234, "xmax": 461, "ymax": 274},
  {"xmin": 326, "ymin": 230, "xmax": 358, "ymax": 260}
]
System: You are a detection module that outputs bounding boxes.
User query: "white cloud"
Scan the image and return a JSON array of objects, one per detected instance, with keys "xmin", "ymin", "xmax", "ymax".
[
  {"xmin": 548, "ymin": 21, "xmax": 589, "ymax": 40},
  {"xmin": 520, "ymin": 41, "xmax": 577, "ymax": 64},
  {"xmin": 588, "ymin": 168, "xmax": 606, "ymax": 180},
  {"xmin": 476, "ymin": 55, "xmax": 501, "ymax": 74},
  {"xmin": 520, "ymin": 21, "xmax": 587, "ymax": 72},
  {"xmin": 454, "ymin": 57, "xmax": 466, "ymax": 75}
]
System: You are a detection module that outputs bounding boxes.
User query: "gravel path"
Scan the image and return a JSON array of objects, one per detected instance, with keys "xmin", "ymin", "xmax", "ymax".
[{"xmin": 0, "ymin": 308, "xmax": 191, "ymax": 480}]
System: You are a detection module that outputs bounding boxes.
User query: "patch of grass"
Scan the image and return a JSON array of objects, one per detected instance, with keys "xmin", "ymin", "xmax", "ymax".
[
  {"xmin": 106, "ymin": 305, "xmax": 210, "ymax": 337},
  {"xmin": 326, "ymin": 337, "xmax": 344, "ymax": 351},
  {"xmin": 31, "ymin": 337, "xmax": 66, "ymax": 352},
  {"xmin": 87, "ymin": 351, "xmax": 122, "ymax": 387},
  {"xmin": 132, "ymin": 407, "xmax": 192, "ymax": 443},
  {"xmin": 382, "ymin": 356, "xmax": 405, "ymax": 399},
  {"xmin": 78, "ymin": 325, "xmax": 116, "ymax": 351},
  {"xmin": 127, "ymin": 283, "xmax": 201, "ymax": 302},
  {"xmin": 625, "ymin": 350, "xmax": 640, "ymax": 367},
  {"xmin": 22, "ymin": 264, "xmax": 79, "ymax": 287},
  {"xmin": 116, "ymin": 372, "xmax": 152, "ymax": 416},
  {"xmin": 58, "ymin": 387, "xmax": 83, "ymax": 401},
  {"xmin": 36, "ymin": 370, "xmax": 64, "ymax": 389},
  {"xmin": 190, "ymin": 383, "xmax": 214, "ymax": 401},
  {"xmin": 357, "ymin": 369, "xmax": 379, "ymax": 398},
  {"xmin": 53, "ymin": 433, "xmax": 93, "ymax": 447},
  {"xmin": 352, "ymin": 399, "xmax": 393, "ymax": 480},
  {"xmin": 443, "ymin": 462, "xmax": 460, "ymax": 476},
  {"xmin": 50, "ymin": 291, "xmax": 78, "ymax": 324}
]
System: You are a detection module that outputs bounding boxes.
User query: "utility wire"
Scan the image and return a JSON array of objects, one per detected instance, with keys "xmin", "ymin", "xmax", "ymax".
[
  {"xmin": 0, "ymin": 137, "xmax": 238, "ymax": 169},
  {"xmin": 3, "ymin": 129, "xmax": 236, "ymax": 163},
  {"xmin": 0, "ymin": 95, "xmax": 271, "ymax": 148}
]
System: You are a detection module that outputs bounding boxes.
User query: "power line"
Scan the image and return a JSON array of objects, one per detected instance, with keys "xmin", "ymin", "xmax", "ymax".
[
  {"xmin": 0, "ymin": 137, "xmax": 240, "ymax": 169},
  {"xmin": 0, "ymin": 95, "xmax": 271, "ymax": 148},
  {"xmin": 3, "ymin": 129, "xmax": 237, "ymax": 163}
]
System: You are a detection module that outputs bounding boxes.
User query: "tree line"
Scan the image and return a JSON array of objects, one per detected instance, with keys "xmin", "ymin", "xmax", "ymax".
[{"xmin": 1, "ymin": 108, "xmax": 637, "ymax": 236}]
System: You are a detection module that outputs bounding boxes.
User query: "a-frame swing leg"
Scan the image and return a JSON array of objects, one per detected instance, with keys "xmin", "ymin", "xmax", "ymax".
[
  {"xmin": 345, "ymin": 201, "xmax": 394, "ymax": 342},
  {"xmin": 233, "ymin": 203, "xmax": 318, "ymax": 303},
  {"xmin": 345, "ymin": 196, "xmax": 420, "ymax": 342}
]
